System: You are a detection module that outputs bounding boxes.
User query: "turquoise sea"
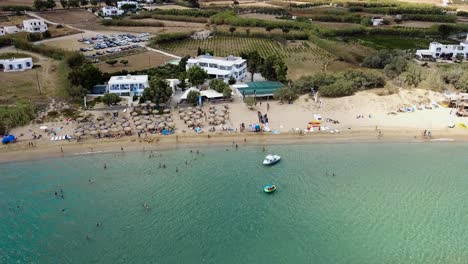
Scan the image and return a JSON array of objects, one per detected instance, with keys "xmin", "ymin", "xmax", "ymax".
[{"xmin": 1, "ymin": 143, "xmax": 468, "ymax": 264}]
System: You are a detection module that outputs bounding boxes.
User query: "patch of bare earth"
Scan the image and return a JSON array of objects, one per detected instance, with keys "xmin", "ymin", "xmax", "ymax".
[{"xmin": 95, "ymin": 51, "xmax": 173, "ymax": 73}]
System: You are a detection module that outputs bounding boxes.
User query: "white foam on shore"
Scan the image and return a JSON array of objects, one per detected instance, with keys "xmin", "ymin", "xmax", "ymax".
[
  {"xmin": 430, "ymin": 138, "xmax": 455, "ymax": 142},
  {"xmin": 73, "ymin": 150, "xmax": 113, "ymax": 155}
]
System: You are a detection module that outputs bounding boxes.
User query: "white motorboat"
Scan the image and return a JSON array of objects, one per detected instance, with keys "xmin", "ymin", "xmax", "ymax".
[{"xmin": 263, "ymin": 154, "xmax": 281, "ymax": 165}]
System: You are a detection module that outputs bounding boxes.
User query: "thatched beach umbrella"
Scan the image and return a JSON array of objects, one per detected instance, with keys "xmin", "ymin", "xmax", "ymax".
[
  {"xmin": 179, "ymin": 113, "xmax": 186, "ymax": 119},
  {"xmin": 183, "ymin": 116, "xmax": 190, "ymax": 122},
  {"xmin": 97, "ymin": 116, "xmax": 104, "ymax": 121},
  {"xmin": 98, "ymin": 120, "xmax": 105, "ymax": 125},
  {"xmin": 163, "ymin": 109, "xmax": 170, "ymax": 114},
  {"xmin": 100, "ymin": 129, "xmax": 109, "ymax": 134},
  {"xmin": 208, "ymin": 118, "xmax": 215, "ymax": 124},
  {"xmin": 110, "ymin": 127, "xmax": 120, "ymax": 133},
  {"xmin": 163, "ymin": 113, "xmax": 171, "ymax": 118},
  {"xmin": 152, "ymin": 109, "xmax": 159, "ymax": 114},
  {"xmin": 142, "ymin": 110, "xmax": 149, "ymax": 115},
  {"xmin": 124, "ymin": 127, "xmax": 132, "ymax": 132},
  {"xmin": 74, "ymin": 131, "xmax": 83, "ymax": 137},
  {"xmin": 147, "ymin": 124, "xmax": 155, "ymax": 130},
  {"xmin": 142, "ymin": 116, "xmax": 149, "ymax": 120},
  {"xmin": 140, "ymin": 103, "xmax": 148, "ymax": 108},
  {"xmin": 186, "ymin": 121, "xmax": 194, "ymax": 127},
  {"xmin": 149, "ymin": 103, "xmax": 156, "ymax": 108},
  {"xmin": 134, "ymin": 116, "xmax": 141, "ymax": 121},
  {"xmin": 136, "ymin": 125, "xmax": 144, "ymax": 130},
  {"xmin": 131, "ymin": 112, "xmax": 138, "ymax": 116},
  {"xmin": 196, "ymin": 111, "xmax": 202, "ymax": 115},
  {"xmin": 168, "ymin": 122, "xmax": 175, "ymax": 129},
  {"xmin": 134, "ymin": 120, "xmax": 142, "ymax": 125},
  {"xmin": 89, "ymin": 130, "xmax": 98, "ymax": 135},
  {"xmin": 88, "ymin": 127, "xmax": 97, "ymax": 131},
  {"xmin": 122, "ymin": 122, "xmax": 129, "ymax": 127},
  {"xmin": 158, "ymin": 123, "xmax": 165, "ymax": 129},
  {"xmin": 216, "ymin": 116, "xmax": 224, "ymax": 121},
  {"xmin": 167, "ymin": 118, "xmax": 173, "ymax": 123},
  {"xmin": 145, "ymin": 120, "xmax": 152, "ymax": 124},
  {"xmin": 76, "ymin": 117, "xmax": 84, "ymax": 122},
  {"xmin": 217, "ymin": 112, "xmax": 225, "ymax": 117}
]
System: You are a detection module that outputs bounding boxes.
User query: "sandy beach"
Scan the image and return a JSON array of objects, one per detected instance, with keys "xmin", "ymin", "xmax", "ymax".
[{"xmin": 2, "ymin": 88, "xmax": 468, "ymax": 164}]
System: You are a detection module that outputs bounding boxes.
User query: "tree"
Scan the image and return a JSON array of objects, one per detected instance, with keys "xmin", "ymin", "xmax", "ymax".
[
  {"xmin": 281, "ymin": 27, "xmax": 290, "ymax": 34},
  {"xmin": 188, "ymin": 0, "xmax": 199, "ymax": 8},
  {"xmin": 143, "ymin": 77, "xmax": 172, "ymax": 105},
  {"xmin": 274, "ymin": 87, "xmax": 298, "ymax": 103},
  {"xmin": 42, "ymin": 30, "xmax": 51, "ymax": 39},
  {"xmin": 404, "ymin": 62, "xmax": 423, "ymax": 87},
  {"xmin": 260, "ymin": 55, "xmax": 288, "ymax": 82},
  {"xmin": 104, "ymin": 0, "xmax": 116, "ymax": 5},
  {"xmin": 106, "ymin": 60, "xmax": 118, "ymax": 67},
  {"xmin": 209, "ymin": 79, "xmax": 228, "ymax": 93},
  {"xmin": 178, "ymin": 72, "xmax": 187, "ymax": 91},
  {"xmin": 456, "ymin": 53, "xmax": 464, "ymax": 61},
  {"xmin": 121, "ymin": 3, "xmax": 136, "ymax": 10},
  {"xmin": 228, "ymin": 76, "xmax": 236, "ymax": 85},
  {"xmin": 90, "ymin": 0, "xmax": 98, "ymax": 6},
  {"xmin": 27, "ymin": 33, "xmax": 42, "ymax": 41},
  {"xmin": 46, "ymin": 0, "xmax": 56, "ymax": 10},
  {"xmin": 60, "ymin": 0, "xmax": 68, "ymax": 8},
  {"xmin": 244, "ymin": 96, "xmax": 255, "ymax": 109},
  {"xmin": 233, "ymin": 0, "xmax": 239, "ymax": 6},
  {"xmin": 178, "ymin": 55, "xmax": 190, "ymax": 72},
  {"xmin": 245, "ymin": 28, "xmax": 250, "ymax": 36},
  {"xmin": 265, "ymin": 26, "xmax": 274, "ymax": 34},
  {"xmin": 197, "ymin": 47, "xmax": 202, "ymax": 56},
  {"xmin": 229, "ymin": 27, "xmax": 236, "ymax": 35},
  {"xmin": 34, "ymin": 0, "xmax": 47, "ymax": 11},
  {"xmin": 80, "ymin": 0, "xmax": 89, "ymax": 5},
  {"xmin": 187, "ymin": 66, "xmax": 208, "ymax": 87},
  {"xmin": 68, "ymin": 0, "xmax": 80, "ymax": 7},
  {"xmin": 68, "ymin": 64, "xmax": 103, "ymax": 91},
  {"xmin": 66, "ymin": 52, "xmax": 86, "ymax": 68},
  {"xmin": 240, "ymin": 50, "xmax": 263, "ymax": 82},
  {"xmin": 186, "ymin": 90, "xmax": 200, "ymax": 105},
  {"xmin": 222, "ymin": 86, "xmax": 232, "ymax": 98},
  {"xmin": 120, "ymin": 59, "xmax": 128, "ymax": 67},
  {"xmin": 360, "ymin": 17, "xmax": 372, "ymax": 26},
  {"xmin": 102, "ymin": 93, "xmax": 121, "ymax": 106},
  {"xmin": 438, "ymin": 24, "xmax": 453, "ymax": 39}
]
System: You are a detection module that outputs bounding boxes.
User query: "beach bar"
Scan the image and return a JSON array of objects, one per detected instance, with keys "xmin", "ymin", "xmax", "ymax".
[{"xmin": 234, "ymin": 81, "xmax": 284, "ymax": 99}]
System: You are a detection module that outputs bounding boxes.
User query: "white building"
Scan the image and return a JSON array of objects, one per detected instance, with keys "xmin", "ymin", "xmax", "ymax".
[
  {"xmin": 101, "ymin": 6, "xmax": 124, "ymax": 16},
  {"xmin": 107, "ymin": 75, "xmax": 149, "ymax": 96},
  {"xmin": 0, "ymin": 58, "xmax": 33, "ymax": 72},
  {"xmin": 4, "ymin": 26, "xmax": 19, "ymax": 34},
  {"xmin": 117, "ymin": 1, "xmax": 139, "ymax": 8},
  {"xmin": 186, "ymin": 55, "xmax": 247, "ymax": 82},
  {"xmin": 416, "ymin": 35, "xmax": 468, "ymax": 60},
  {"xmin": 371, "ymin": 18, "xmax": 384, "ymax": 27},
  {"xmin": 22, "ymin": 19, "xmax": 48, "ymax": 33},
  {"xmin": 0, "ymin": 27, "xmax": 4, "ymax": 36}
]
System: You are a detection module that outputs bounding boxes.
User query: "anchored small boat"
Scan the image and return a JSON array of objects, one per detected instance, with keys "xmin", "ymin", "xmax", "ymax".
[
  {"xmin": 263, "ymin": 184, "xmax": 277, "ymax": 193},
  {"xmin": 263, "ymin": 154, "xmax": 281, "ymax": 165}
]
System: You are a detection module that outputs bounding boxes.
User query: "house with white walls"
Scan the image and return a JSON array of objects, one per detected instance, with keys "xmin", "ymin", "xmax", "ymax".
[
  {"xmin": 4, "ymin": 26, "xmax": 19, "ymax": 34},
  {"xmin": 23, "ymin": 19, "xmax": 48, "ymax": 33},
  {"xmin": 117, "ymin": 1, "xmax": 139, "ymax": 8},
  {"xmin": 107, "ymin": 75, "xmax": 149, "ymax": 96},
  {"xmin": 416, "ymin": 35, "xmax": 468, "ymax": 60},
  {"xmin": 101, "ymin": 6, "xmax": 124, "ymax": 16},
  {"xmin": 0, "ymin": 58, "xmax": 33, "ymax": 72},
  {"xmin": 186, "ymin": 55, "xmax": 247, "ymax": 82}
]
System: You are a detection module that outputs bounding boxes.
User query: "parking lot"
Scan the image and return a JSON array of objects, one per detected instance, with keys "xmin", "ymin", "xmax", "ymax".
[{"xmin": 77, "ymin": 32, "xmax": 151, "ymax": 60}]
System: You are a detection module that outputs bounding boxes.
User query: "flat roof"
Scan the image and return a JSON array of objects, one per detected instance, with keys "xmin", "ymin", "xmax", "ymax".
[
  {"xmin": 236, "ymin": 81, "xmax": 285, "ymax": 96},
  {"xmin": 188, "ymin": 54, "xmax": 246, "ymax": 66},
  {"xmin": 108, "ymin": 75, "xmax": 148, "ymax": 84}
]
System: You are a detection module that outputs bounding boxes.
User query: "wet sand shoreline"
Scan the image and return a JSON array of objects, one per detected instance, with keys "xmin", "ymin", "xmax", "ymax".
[{"xmin": 0, "ymin": 128, "xmax": 466, "ymax": 164}]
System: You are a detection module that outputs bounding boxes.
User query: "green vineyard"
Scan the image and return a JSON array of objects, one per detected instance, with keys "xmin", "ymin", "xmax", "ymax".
[{"xmin": 157, "ymin": 36, "xmax": 336, "ymax": 73}]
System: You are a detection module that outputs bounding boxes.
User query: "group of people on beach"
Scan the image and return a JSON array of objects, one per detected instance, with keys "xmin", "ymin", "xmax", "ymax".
[{"xmin": 423, "ymin": 129, "xmax": 432, "ymax": 137}]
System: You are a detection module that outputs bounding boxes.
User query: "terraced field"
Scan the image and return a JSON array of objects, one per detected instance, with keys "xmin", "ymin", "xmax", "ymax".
[{"xmin": 158, "ymin": 36, "xmax": 336, "ymax": 75}]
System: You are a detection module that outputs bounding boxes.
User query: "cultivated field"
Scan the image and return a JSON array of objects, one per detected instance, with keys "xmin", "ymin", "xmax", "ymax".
[
  {"xmin": 95, "ymin": 51, "xmax": 173, "ymax": 73},
  {"xmin": 37, "ymin": 10, "xmax": 100, "ymax": 28},
  {"xmin": 157, "ymin": 36, "xmax": 336, "ymax": 78}
]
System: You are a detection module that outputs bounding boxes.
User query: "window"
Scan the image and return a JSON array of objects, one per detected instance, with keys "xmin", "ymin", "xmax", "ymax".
[
  {"xmin": 9, "ymin": 64, "xmax": 13, "ymax": 70},
  {"xmin": 209, "ymin": 63, "xmax": 218, "ymax": 68},
  {"xmin": 199, "ymin": 62, "xmax": 208, "ymax": 67},
  {"xmin": 26, "ymin": 62, "xmax": 31, "ymax": 67},
  {"xmin": 18, "ymin": 64, "xmax": 22, "ymax": 69}
]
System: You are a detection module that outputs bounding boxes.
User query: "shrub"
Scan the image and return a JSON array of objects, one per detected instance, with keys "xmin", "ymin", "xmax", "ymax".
[
  {"xmin": 27, "ymin": 33, "xmax": 42, "ymax": 42},
  {"xmin": 42, "ymin": 30, "xmax": 52, "ymax": 39},
  {"xmin": 0, "ymin": 5, "xmax": 33, "ymax": 11},
  {"xmin": 65, "ymin": 52, "xmax": 86, "ymax": 68},
  {"xmin": 0, "ymin": 102, "xmax": 35, "ymax": 134},
  {"xmin": 102, "ymin": 93, "xmax": 122, "ymax": 106},
  {"xmin": 14, "ymin": 39, "xmax": 71, "ymax": 60},
  {"xmin": 244, "ymin": 96, "xmax": 255, "ymax": 109},
  {"xmin": 401, "ymin": 14, "xmax": 456, "ymax": 23},
  {"xmin": 228, "ymin": 76, "xmax": 236, "ymax": 85},
  {"xmin": 0, "ymin": 37, "xmax": 14, "ymax": 48},
  {"xmin": 150, "ymin": 32, "xmax": 192, "ymax": 45},
  {"xmin": 274, "ymin": 87, "xmax": 298, "ymax": 103},
  {"xmin": 209, "ymin": 79, "xmax": 228, "ymax": 93},
  {"xmin": 101, "ymin": 19, "xmax": 164, "ymax": 27}
]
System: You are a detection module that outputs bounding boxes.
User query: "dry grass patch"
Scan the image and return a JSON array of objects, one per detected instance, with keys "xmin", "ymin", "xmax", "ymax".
[{"xmin": 96, "ymin": 51, "xmax": 172, "ymax": 73}]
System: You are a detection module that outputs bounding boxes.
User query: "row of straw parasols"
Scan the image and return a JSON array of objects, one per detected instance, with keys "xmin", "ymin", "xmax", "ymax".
[{"xmin": 178, "ymin": 107, "xmax": 207, "ymax": 128}]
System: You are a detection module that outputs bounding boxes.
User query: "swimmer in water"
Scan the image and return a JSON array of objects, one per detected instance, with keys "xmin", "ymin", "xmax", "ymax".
[
  {"xmin": 104, "ymin": 163, "xmax": 107, "ymax": 169},
  {"xmin": 162, "ymin": 164, "xmax": 166, "ymax": 169},
  {"xmin": 96, "ymin": 222, "xmax": 101, "ymax": 227},
  {"xmin": 158, "ymin": 163, "xmax": 161, "ymax": 168},
  {"xmin": 196, "ymin": 150, "xmax": 199, "ymax": 154},
  {"xmin": 176, "ymin": 167, "xmax": 178, "ymax": 173},
  {"xmin": 86, "ymin": 235, "xmax": 90, "ymax": 240},
  {"xmin": 54, "ymin": 191, "xmax": 58, "ymax": 196}
]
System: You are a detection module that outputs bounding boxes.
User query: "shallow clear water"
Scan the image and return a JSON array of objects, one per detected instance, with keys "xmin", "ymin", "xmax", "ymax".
[{"xmin": 1, "ymin": 143, "xmax": 468, "ymax": 263}]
